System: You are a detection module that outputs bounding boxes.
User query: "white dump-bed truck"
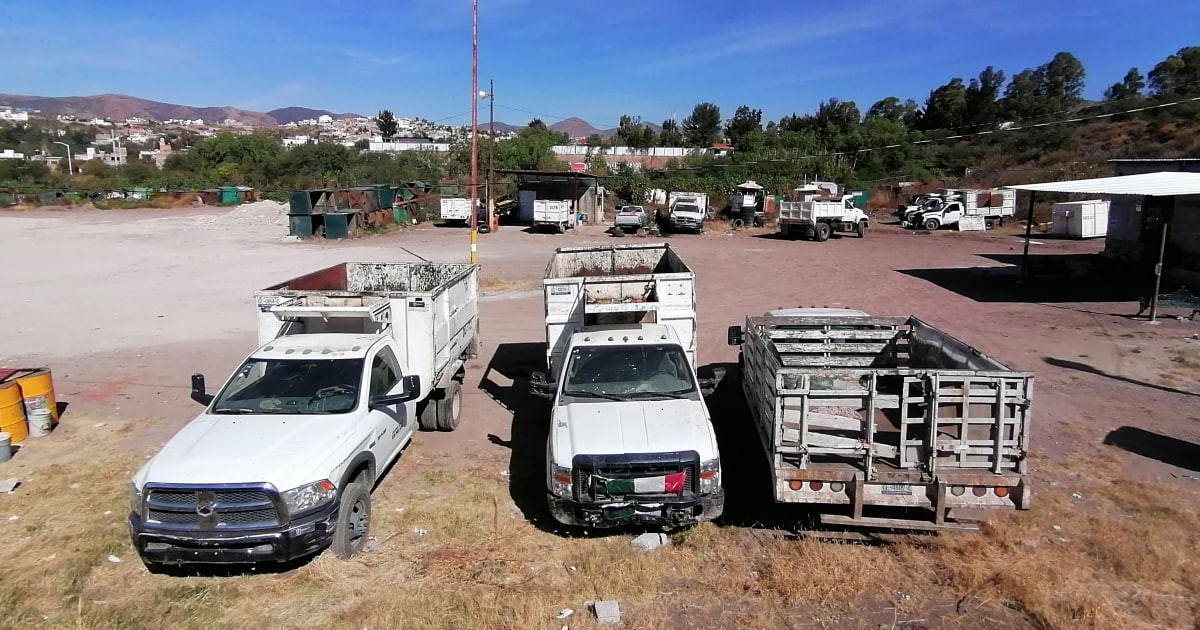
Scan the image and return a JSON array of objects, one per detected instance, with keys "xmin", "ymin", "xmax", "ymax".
[
  {"xmin": 662, "ymin": 192, "xmax": 709, "ymax": 233},
  {"xmin": 778, "ymin": 195, "xmax": 870, "ymax": 241},
  {"xmin": 727, "ymin": 309, "xmax": 1032, "ymax": 530},
  {"xmin": 533, "ymin": 199, "xmax": 577, "ymax": 233},
  {"xmin": 530, "ymin": 244, "xmax": 723, "ymax": 528},
  {"xmin": 129, "ymin": 262, "xmax": 479, "ymax": 568},
  {"xmin": 439, "ymin": 197, "xmax": 475, "ymax": 225},
  {"xmin": 908, "ymin": 188, "xmax": 1016, "ymax": 230}
]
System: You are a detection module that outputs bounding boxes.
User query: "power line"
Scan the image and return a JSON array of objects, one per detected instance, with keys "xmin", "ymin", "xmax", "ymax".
[{"xmin": 660, "ymin": 94, "xmax": 1200, "ymax": 173}]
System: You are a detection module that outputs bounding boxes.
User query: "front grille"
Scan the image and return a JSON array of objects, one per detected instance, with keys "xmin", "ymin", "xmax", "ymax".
[
  {"xmin": 572, "ymin": 451, "xmax": 700, "ymax": 501},
  {"xmin": 144, "ymin": 487, "xmax": 281, "ymax": 530}
]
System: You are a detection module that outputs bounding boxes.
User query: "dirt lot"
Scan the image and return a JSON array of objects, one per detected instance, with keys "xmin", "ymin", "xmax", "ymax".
[{"xmin": 1, "ymin": 205, "xmax": 1198, "ymax": 629}]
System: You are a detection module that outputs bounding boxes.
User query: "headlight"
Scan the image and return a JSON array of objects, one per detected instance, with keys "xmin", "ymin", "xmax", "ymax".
[
  {"xmin": 699, "ymin": 459, "xmax": 721, "ymax": 494},
  {"xmin": 281, "ymin": 480, "xmax": 337, "ymax": 517},
  {"xmin": 129, "ymin": 481, "xmax": 143, "ymax": 517},
  {"xmin": 550, "ymin": 464, "xmax": 573, "ymax": 498}
]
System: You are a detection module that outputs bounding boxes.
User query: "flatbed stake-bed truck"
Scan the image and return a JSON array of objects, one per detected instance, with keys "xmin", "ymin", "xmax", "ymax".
[{"xmin": 728, "ymin": 311, "xmax": 1032, "ymax": 530}]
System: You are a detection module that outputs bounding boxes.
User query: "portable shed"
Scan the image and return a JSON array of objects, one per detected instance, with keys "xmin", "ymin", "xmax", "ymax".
[{"xmin": 1004, "ymin": 171, "xmax": 1200, "ymax": 321}]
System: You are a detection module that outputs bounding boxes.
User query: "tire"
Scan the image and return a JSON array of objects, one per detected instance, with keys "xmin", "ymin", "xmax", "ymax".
[
  {"xmin": 418, "ymin": 398, "xmax": 439, "ymax": 431},
  {"xmin": 923, "ymin": 218, "xmax": 940, "ymax": 231},
  {"xmin": 557, "ymin": 222, "xmax": 566, "ymax": 234},
  {"xmin": 435, "ymin": 380, "xmax": 462, "ymax": 432},
  {"xmin": 636, "ymin": 227, "xmax": 648, "ymax": 237},
  {"xmin": 814, "ymin": 222, "xmax": 832, "ymax": 242},
  {"xmin": 856, "ymin": 221, "xmax": 868, "ymax": 238},
  {"xmin": 732, "ymin": 219, "xmax": 744, "ymax": 229},
  {"xmin": 332, "ymin": 482, "xmax": 371, "ymax": 559}
]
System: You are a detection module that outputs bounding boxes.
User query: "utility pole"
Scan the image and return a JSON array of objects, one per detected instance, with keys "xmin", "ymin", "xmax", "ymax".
[
  {"xmin": 469, "ymin": 0, "xmax": 479, "ymax": 265},
  {"xmin": 53, "ymin": 141, "xmax": 73, "ymax": 176}
]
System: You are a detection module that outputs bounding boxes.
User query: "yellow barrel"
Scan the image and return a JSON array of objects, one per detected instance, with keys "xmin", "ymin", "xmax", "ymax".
[
  {"xmin": 17, "ymin": 368, "xmax": 58, "ymax": 423},
  {"xmin": 0, "ymin": 380, "xmax": 28, "ymax": 444}
]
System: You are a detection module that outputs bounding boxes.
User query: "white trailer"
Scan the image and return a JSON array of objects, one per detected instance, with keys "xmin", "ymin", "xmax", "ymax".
[
  {"xmin": 541, "ymin": 243, "xmax": 696, "ymax": 378},
  {"xmin": 533, "ymin": 199, "xmax": 577, "ymax": 233},
  {"xmin": 1051, "ymin": 200, "xmax": 1109, "ymax": 239},
  {"xmin": 439, "ymin": 197, "xmax": 475, "ymax": 225},
  {"xmin": 727, "ymin": 312, "xmax": 1033, "ymax": 530},
  {"xmin": 778, "ymin": 195, "xmax": 870, "ymax": 241},
  {"xmin": 255, "ymin": 262, "xmax": 480, "ymax": 405}
]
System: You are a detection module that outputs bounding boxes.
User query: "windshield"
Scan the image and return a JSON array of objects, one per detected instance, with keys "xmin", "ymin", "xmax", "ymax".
[
  {"xmin": 674, "ymin": 204, "xmax": 700, "ymax": 213},
  {"xmin": 561, "ymin": 344, "xmax": 696, "ymax": 400},
  {"xmin": 211, "ymin": 359, "xmax": 364, "ymax": 415}
]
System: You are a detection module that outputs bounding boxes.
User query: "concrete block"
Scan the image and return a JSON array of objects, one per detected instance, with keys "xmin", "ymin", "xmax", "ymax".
[{"xmin": 593, "ymin": 600, "xmax": 621, "ymax": 624}]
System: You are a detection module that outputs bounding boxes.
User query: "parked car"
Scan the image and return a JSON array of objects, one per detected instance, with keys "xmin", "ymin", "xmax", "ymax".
[{"xmin": 613, "ymin": 205, "xmax": 651, "ymax": 234}]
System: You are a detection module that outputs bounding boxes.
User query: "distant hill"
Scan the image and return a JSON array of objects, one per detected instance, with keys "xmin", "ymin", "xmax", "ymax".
[
  {"xmin": 266, "ymin": 107, "xmax": 362, "ymax": 124},
  {"xmin": 550, "ymin": 117, "xmax": 601, "ymax": 138},
  {"xmin": 0, "ymin": 93, "xmax": 279, "ymax": 127}
]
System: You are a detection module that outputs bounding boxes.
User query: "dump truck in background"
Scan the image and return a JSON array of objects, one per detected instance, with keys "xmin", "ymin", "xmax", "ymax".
[
  {"xmin": 727, "ymin": 310, "xmax": 1032, "ymax": 530},
  {"xmin": 531, "ymin": 243, "xmax": 723, "ymax": 528},
  {"xmin": 660, "ymin": 192, "xmax": 709, "ymax": 233},
  {"xmin": 905, "ymin": 188, "xmax": 1016, "ymax": 230},
  {"xmin": 778, "ymin": 195, "xmax": 870, "ymax": 241},
  {"xmin": 439, "ymin": 197, "xmax": 475, "ymax": 226},
  {"xmin": 533, "ymin": 199, "xmax": 578, "ymax": 233},
  {"xmin": 130, "ymin": 262, "xmax": 480, "ymax": 569}
]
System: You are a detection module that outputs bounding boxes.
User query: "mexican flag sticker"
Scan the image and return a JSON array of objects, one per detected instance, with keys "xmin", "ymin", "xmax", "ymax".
[{"xmin": 604, "ymin": 471, "xmax": 686, "ymax": 494}]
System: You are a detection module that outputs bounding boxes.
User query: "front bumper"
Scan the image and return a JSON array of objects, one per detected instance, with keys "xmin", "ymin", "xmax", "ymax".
[
  {"xmin": 548, "ymin": 491, "xmax": 724, "ymax": 528},
  {"xmin": 129, "ymin": 502, "xmax": 338, "ymax": 565}
]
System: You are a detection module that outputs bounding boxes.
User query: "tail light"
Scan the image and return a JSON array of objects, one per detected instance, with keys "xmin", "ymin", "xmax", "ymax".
[
  {"xmin": 971, "ymin": 486, "xmax": 988, "ymax": 497},
  {"xmin": 809, "ymin": 481, "xmax": 824, "ymax": 491},
  {"xmin": 788, "ymin": 480, "xmax": 803, "ymax": 491},
  {"xmin": 994, "ymin": 487, "xmax": 1010, "ymax": 498},
  {"xmin": 950, "ymin": 486, "xmax": 966, "ymax": 496},
  {"xmin": 829, "ymin": 482, "xmax": 845, "ymax": 493}
]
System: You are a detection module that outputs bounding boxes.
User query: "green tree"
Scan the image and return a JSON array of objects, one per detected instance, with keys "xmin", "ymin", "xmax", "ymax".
[
  {"xmin": 964, "ymin": 66, "xmax": 1006, "ymax": 127},
  {"xmin": 616, "ymin": 115, "xmax": 655, "ymax": 150},
  {"xmin": 865, "ymin": 96, "xmax": 918, "ymax": 124},
  {"xmin": 814, "ymin": 98, "xmax": 860, "ymax": 135},
  {"xmin": 1002, "ymin": 52, "xmax": 1086, "ymax": 120},
  {"xmin": 585, "ymin": 133, "xmax": 604, "ymax": 148},
  {"xmin": 724, "ymin": 105, "xmax": 763, "ymax": 150},
  {"xmin": 1148, "ymin": 46, "xmax": 1200, "ymax": 96},
  {"xmin": 374, "ymin": 110, "xmax": 399, "ymax": 139},
  {"xmin": 918, "ymin": 78, "xmax": 967, "ymax": 130},
  {"xmin": 1104, "ymin": 67, "xmax": 1146, "ymax": 101},
  {"xmin": 658, "ymin": 119, "xmax": 683, "ymax": 147},
  {"xmin": 682, "ymin": 102, "xmax": 722, "ymax": 147}
]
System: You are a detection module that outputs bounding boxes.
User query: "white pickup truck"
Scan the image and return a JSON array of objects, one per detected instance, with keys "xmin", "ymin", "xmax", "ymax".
[
  {"xmin": 531, "ymin": 244, "xmax": 723, "ymax": 528},
  {"xmin": 662, "ymin": 192, "xmax": 708, "ymax": 233},
  {"xmin": 128, "ymin": 262, "xmax": 479, "ymax": 569}
]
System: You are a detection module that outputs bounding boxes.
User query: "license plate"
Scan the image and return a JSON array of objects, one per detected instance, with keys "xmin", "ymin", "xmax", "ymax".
[
  {"xmin": 605, "ymin": 506, "xmax": 635, "ymax": 519},
  {"xmin": 881, "ymin": 484, "xmax": 912, "ymax": 496}
]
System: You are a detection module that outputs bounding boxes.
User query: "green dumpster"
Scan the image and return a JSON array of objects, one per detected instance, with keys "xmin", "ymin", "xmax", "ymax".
[
  {"xmin": 289, "ymin": 214, "xmax": 313, "ymax": 239},
  {"xmin": 289, "ymin": 191, "xmax": 313, "ymax": 215},
  {"xmin": 393, "ymin": 206, "xmax": 409, "ymax": 224},
  {"xmin": 220, "ymin": 187, "xmax": 239, "ymax": 205},
  {"xmin": 374, "ymin": 185, "xmax": 396, "ymax": 209},
  {"xmin": 323, "ymin": 212, "xmax": 354, "ymax": 239}
]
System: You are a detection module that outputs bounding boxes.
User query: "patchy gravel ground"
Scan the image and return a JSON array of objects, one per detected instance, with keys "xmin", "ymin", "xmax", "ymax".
[{"xmin": 1, "ymin": 206, "xmax": 1198, "ymax": 628}]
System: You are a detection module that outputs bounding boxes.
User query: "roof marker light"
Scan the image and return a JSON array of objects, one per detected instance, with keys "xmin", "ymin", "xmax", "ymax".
[
  {"xmin": 303, "ymin": 349, "xmax": 312, "ymax": 354},
  {"xmin": 264, "ymin": 346, "xmax": 274, "ymax": 351},
  {"xmin": 638, "ymin": 336, "xmax": 644, "ymax": 340}
]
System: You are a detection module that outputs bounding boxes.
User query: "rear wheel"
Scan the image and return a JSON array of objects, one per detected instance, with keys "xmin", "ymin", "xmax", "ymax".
[
  {"xmin": 923, "ymin": 218, "xmax": 940, "ymax": 231},
  {"xmin": 856, "ymin": 221, "xmax": 868, "ymax": 238},
  {"xmin": 332, "ymin": 482, "xmax": 371, "ymax": 559},
  {"xmin": 814, "ymin": 222, "xmax": 832, "ymax": 242},
  {"xmin": 435, "ymin": 380, "xmax": 463, "ymax": 432}
]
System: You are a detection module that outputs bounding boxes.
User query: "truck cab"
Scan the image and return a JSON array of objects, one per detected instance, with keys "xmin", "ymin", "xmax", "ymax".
[
  {"xmin": 534, "ymin": 324, "xmax": 723, "ymax": 528},
  {"xmin": 129, "ymin": 333, "xmax": 422, "ymax": 567}
]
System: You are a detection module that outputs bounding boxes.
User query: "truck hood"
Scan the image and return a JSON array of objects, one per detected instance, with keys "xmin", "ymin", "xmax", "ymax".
[
  {"xmin": 550, "ymin": 399, "xmax": 717, "ymax": 464},
  {"xmin": 134, "ymin": 413, "xmax": 355, "ymax": 492}
]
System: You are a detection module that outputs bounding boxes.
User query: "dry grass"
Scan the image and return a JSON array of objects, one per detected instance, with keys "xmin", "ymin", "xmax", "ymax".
[
  {"xmin": 479, "ymin": 275, "xmax": 540, "ymax": 294},
  {"xmin": 1, "ymin": 415, "xmax": 1197, "ymax": 629}
]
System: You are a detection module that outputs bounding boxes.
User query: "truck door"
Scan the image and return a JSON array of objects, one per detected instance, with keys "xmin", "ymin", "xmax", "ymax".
[{"xmin": 365, "ymin": 344, "xmax": 414, "ymax": 465}]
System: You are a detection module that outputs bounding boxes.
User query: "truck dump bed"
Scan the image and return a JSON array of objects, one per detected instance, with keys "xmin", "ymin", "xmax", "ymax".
[
  {"xmin": 737, "ymin": 314, "xmax": 1033, "ymax": 529},
  {"xmin": 543, "ymin": 244, "xmax": 696, "ymax": 377},
  {"xmin": 255, "ymin": 262, "xmax": 479, "ymax": 399}
]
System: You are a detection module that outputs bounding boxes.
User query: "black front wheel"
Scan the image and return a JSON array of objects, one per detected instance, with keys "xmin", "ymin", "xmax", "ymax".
[
  {"xmin": 332, "ymin": 482, "xmax": 372, "ymax": 559},
  {"xmin": 856, "ymin": 221, "xmax": 868, "ymax": 238}
]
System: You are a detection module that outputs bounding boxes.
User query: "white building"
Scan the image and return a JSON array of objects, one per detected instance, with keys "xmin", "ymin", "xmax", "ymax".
[
  {"xmin": 282, "ymin": 135, "xmax": 313, "ymax": 148},
  {"xmin": 0, "ymin": 149, "xmax": 25, "ymax": 159},
  {"xmin": 0, "ymin": 108, "xmax": 29, "ymax": 122},
  {"xmin": 318, "ymin": 114, "xmax": 334, "ymax": 125}
]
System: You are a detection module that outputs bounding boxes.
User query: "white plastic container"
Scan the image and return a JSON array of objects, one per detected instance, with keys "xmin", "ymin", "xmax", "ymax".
[
  {"xmin": 0, "ymin": 431, "xmax": 12, "ymax": 462},
  {"xmin": 27, "ymin": 408, "xmax": 52, "ymax": 438}
]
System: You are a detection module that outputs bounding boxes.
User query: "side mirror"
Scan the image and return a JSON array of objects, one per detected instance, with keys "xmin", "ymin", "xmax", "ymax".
[
  {"xmin": 191, "ymin": 373, "xmax": 214, "ymax": 405},
  {"xmin": 727, "ymin": 325, "xmax": 744, "ymax": 346},
  {"xmin": 529, "ymin": 371, "xmax": 555, "ymax": 400},
  {"xmin": 371, "ymin": 375, "xmax": 422, "ymax": 408}
]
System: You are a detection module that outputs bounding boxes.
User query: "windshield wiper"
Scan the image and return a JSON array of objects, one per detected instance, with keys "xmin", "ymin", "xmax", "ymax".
[
  {"xmin": 623, "ymin": 391, "xmax": 690, "ymax": 399},
  {"xmin": 562, "ymin": 390, "xmax": 625, "ymax": 401},
  {"xmin": 213, "ymin": 408, "xmax": 257, "ymax": 415}
]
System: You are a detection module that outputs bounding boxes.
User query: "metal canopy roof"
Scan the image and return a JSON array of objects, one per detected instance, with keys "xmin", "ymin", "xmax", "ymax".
[
  {"xmin": 1003, "ymin": 172, "xmax": 1200, "ymax": 197},
  {"xmin": 494, "ymin": 169, "xmax": 599, "ymax": 184}
]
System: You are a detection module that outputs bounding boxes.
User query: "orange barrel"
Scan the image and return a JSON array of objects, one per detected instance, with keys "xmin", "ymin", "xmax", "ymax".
[
  {"xmin": 0, "ymin": 380, "xmax": 28, "ymax": 444},
  {"xmin": 17, "ymin": 368, "xmax": 58, "ymax": 423}
]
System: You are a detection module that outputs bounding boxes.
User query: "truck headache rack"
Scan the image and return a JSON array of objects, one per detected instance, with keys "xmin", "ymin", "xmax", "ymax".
[{"xmin": 739, "ymin": 314, "xmax": 1033, "ymax": 528}]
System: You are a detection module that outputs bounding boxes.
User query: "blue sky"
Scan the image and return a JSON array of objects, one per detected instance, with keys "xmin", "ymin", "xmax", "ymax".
[{"xmin": 1, "ymin": 0, "xmax": 1198, "ymax": 128}]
